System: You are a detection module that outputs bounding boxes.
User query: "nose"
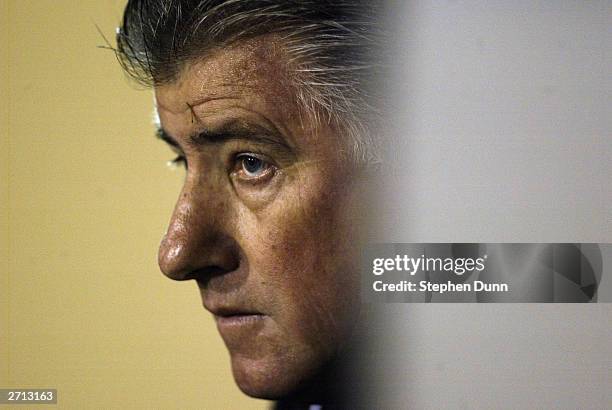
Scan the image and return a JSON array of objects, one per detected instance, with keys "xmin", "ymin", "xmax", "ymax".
[{"xmin": 158, "ymin": 179, "xmax": 239, "ymax": 281}]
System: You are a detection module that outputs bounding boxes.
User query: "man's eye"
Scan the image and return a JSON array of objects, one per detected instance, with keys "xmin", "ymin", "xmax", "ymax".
[{"xmin": 235, "ymin": 154, "xmax": 275, "ymax": 180}]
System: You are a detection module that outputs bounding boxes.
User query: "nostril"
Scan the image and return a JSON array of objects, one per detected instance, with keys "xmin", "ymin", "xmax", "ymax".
[
  {"xmin": 184, "ymin": 266, "xmax": 230, "ymax": 282},
  {"xmin": 157, "ymin": 232, "xmax": 241, "ymax": 281}
]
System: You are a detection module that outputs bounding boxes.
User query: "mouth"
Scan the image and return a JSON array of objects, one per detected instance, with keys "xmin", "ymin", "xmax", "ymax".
[
  {"xmin": 214, "ymin": 313, "xmax": 266, "ymax": 328},
  {"xmin": 205, "ymin": 304, "xmax": 267, "ymax": 330}
]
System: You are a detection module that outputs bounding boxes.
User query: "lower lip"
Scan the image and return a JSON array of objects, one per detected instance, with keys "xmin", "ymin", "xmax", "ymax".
[{"xmin": 215, "ymin": 314, "xmax": 266, "ymax": 329}]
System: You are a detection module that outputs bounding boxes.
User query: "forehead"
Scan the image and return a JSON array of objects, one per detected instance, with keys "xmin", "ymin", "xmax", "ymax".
[{"xmin": 154, "ymin": 36, "xmax": 297, "ymax": 118}]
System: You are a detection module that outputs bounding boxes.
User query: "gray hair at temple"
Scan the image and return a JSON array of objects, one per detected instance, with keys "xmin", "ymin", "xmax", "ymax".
[{"xmin": 116, "ymin": 0, "xmax": 385, "ymax": 165}]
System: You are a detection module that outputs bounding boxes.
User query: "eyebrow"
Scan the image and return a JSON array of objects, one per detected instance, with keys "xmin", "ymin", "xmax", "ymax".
[{"xmin": 155, "ymin": 119, "xmax": 293, "ymax": 152}]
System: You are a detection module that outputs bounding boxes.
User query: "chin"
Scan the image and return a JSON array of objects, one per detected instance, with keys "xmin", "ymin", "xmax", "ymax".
[{"xmin": 229, "ymin": 351, "xmax": 322, "ymax": 400}]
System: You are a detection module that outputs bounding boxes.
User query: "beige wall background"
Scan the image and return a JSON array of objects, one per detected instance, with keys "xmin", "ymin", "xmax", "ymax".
[{"xmin": 1, "ymin": 1, "xmax": 268, "ymax": 408}]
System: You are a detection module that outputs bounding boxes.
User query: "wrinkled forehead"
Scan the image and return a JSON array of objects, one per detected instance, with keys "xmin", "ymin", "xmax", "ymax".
[{"xmin": 153, "ymin": 36, "xmax": 297, "ymax": 116}]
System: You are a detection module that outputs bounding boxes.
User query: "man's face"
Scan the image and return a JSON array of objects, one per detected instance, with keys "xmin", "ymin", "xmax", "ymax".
[{"xmin": 155, "ymin": 37, "xmax": 361, "ymax": 398}]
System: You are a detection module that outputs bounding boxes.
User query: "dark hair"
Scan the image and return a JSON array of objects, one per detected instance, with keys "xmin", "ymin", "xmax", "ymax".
[{"xmin": 116, "ymin": 0, "xmax": 384, "ymax": 164}]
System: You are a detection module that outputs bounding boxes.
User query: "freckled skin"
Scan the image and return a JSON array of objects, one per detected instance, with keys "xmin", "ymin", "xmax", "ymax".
[{"xmin": 155, "ymin": 37, "xmax": 362, "ymax": 399}]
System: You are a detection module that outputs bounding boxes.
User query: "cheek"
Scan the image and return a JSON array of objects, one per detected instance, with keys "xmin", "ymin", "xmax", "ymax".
[{"xmin": 239, "ymin": 169, "xmax": 360, "ymax": 348}]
